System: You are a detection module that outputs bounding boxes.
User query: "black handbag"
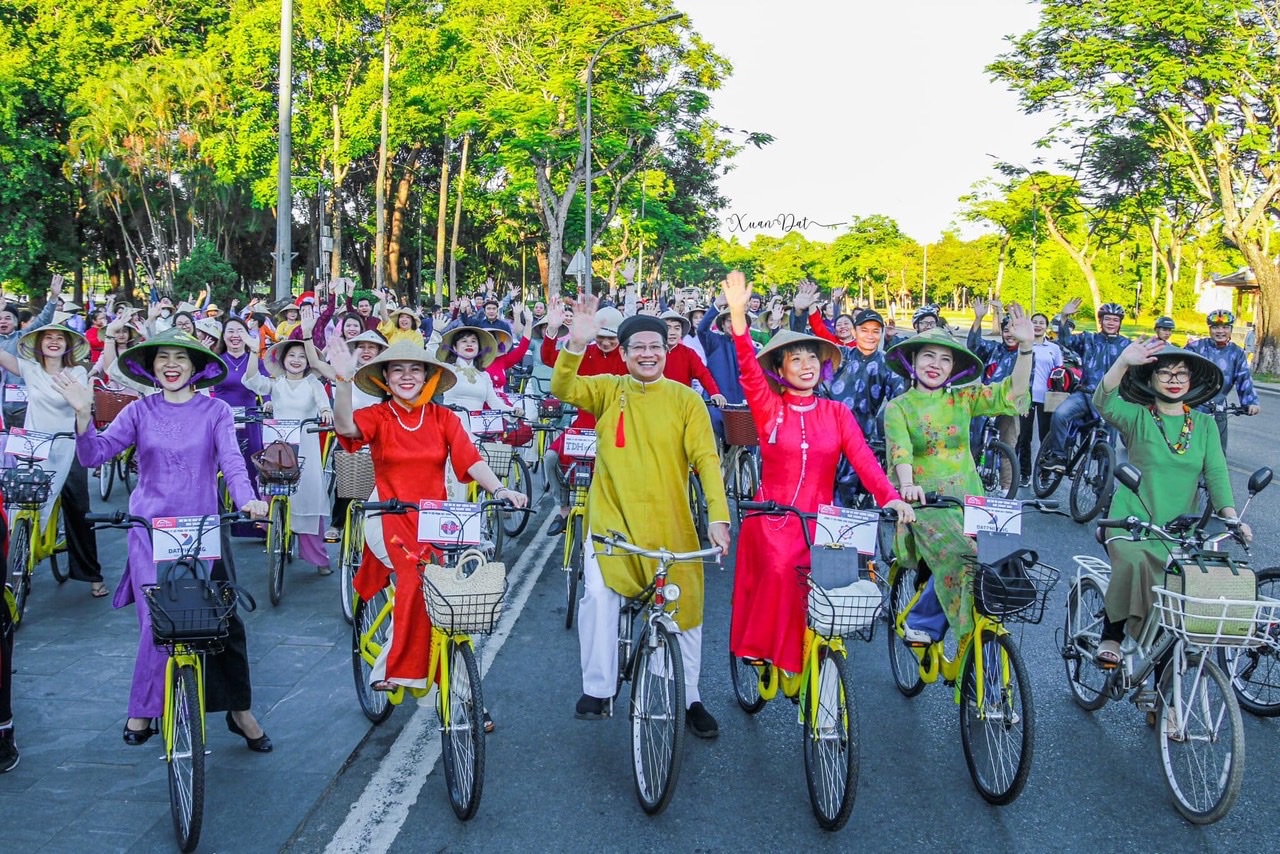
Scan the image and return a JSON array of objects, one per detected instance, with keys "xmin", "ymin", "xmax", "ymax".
[
  {"xmin": 973, "ymin": 531, "xmax": 1038, "ymax": 618},
  {"xmin": 145, "ymin": 558, "xmax": 256, "ymax": 645}
]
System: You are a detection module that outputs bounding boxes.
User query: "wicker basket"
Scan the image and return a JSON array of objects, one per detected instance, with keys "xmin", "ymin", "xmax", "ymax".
[
  {"xmin": 1043, "ymin": 391, "xmax": 1071, "ymax": 413},
  {"xmin": 334, "ymin": 448, "xmax": 375, "ymax": 499},
  {"xmin": 93, "ymin": 384, "xmax": 140, "ymax": 425},
  {"xmin": 421, "ymin": 550, "xmax": 507, "ymax": 634},
  {"xmin": 722, "ymin": 407, "xmax": 760, "ymax": 447},
  {"xmin": 480, "ymin": 442, "xmax": 514, "ymax": 477}
]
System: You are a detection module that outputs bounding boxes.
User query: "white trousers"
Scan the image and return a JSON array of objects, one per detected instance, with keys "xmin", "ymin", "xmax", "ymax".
[{"xmin": 578, "ymin": 532, "xmax": 702, "ymax": 705}]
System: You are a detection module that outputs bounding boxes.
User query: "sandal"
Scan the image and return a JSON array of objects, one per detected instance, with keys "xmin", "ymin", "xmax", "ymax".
[
  {"xmin": 323, "ymin": 527, "xmax": 341, "ymax": 543},
  {"xmin": 91, "ymin": 582, "xmax": 110, "ymax": 599},
  {"xmin": 371, "ymin": 680, "xmax": 397, "ymax": 692},
  {"xmin": 483, "ymin": 711, "xmax": 495, "ymax": 734},
  {"xmin": 317, "ymin": 565, "xmax": 334, "ymax": 576},
  {"xmin": 1095, "ymin": 640, "xmax": 1122, "ymax": 669}
]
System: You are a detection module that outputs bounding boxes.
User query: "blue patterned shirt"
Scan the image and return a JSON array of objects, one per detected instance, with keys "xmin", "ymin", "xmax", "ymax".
[
  {"xmin": 1057, "ymin": 321, "xmax": 1129, "ymax": 393},
  {"xmin": 966, "ymin": 328, "xmax": 1021, "ymax": 385},
  {"xmin": 826, "ymin": 346, "xmax": 906, "ymax": 440},
  {"xmin": 1187, "ymin": 339, "xmax": 1258, "ymax": 410}
]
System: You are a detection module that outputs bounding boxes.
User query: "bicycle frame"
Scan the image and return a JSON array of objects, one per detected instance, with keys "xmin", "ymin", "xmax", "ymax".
[
  {"xmin": 162, "ymin": 647, "xmax": 207, "ymax": 756},
  {"xmin": 890, "ymin": 572, "xmax": 1006, "ymax": 698}
]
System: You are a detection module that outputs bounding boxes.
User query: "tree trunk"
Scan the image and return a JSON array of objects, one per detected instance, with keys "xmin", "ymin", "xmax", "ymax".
[
  {"xmin": 434, "ymin": 133, "xmax": 452, "ymax": 303},
  {"xmin": 388, "ymin": 144, "xmax": 421, "ymax": 296},
  {"xmin": 1240, "ymin": 243, "xmax": 1280, "ymax": 374},
  {"xmin": 448, "ymin": 132, "xmax": 471, "ymax": 297},
  {"xmin": 994, "ymin": 234, "xmax": 1009, "ymax": 300},
  {"xmin": 535, "ymin": 243, "xmax": 550, "ymax": 296},
  {"xmin": 329, "ymin": 102, "xmax": 345, "ymax": 284},
  {"xmin": 1039, "ymin": 203, "xmax": 1103, "ymax": 309}
]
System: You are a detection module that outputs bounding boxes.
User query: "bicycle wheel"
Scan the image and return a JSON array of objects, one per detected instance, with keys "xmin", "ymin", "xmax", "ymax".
[
  {"xmin": 729, "ymin": 647, "xmax": 766, "ymax": 714},
  {"xmin": 339, "ymin": 511, "xmax": 364, "ymax": 625},
  {"xmin": 1069, "ymin": 442, "xmax": 1114, "ymax": 523},
  {"xmin": 501, "ymin": 456, "xmax": 533, "ymax": 537},
  {"xmin": 1218, "ymin": 567, "xmax": 1280, "ymax": 716},
  {"xmin": 735, "ymin": 450, "xmax": 759, "ymax": 504},
  {"xmin": 352, "ymin": 587, "xmax": 394, "ymax": 724},
  {"xmin": 1158, "ymin": 657, "xmax": 1244, "ymax": 824},
  {"xmin": 802, "ymin": 646, "xmax": 859, "ymax": 831},
  {"xmin": 266, "ymin": 500, "xmax": 286, "ymax": 606},
  {"xmin": 978, "ymin": 440, "xmax": 1020, "ymax": 501},
  {"xmin": 886, "ymin": 567, "xmax": 925, "ymax": 697},
  {"xmin": 1062, "ymin": 577, "xmax": 1109, "ymax": 711},
  {"xmin": 8, "ymin": 518, "xmax": 33, "ymax": 628},
  {"xmin": 688, "ymin": 474, "xmax": 708, "ymax": 542},
  {"xmin": 168, "ymin": 663, "xmax": 206, "ymax": 853},
  {"xmin": 564, "ymin": 514, "xmax": 583, "ymax": 630},
  {"xmin": 50, "ymin": 512, "xmax": 68, "ymax": 583},
  {"xmin": 97, "ymin": 457, "xmax": 114, "ymax": 500},
  {"xmin": 630, "ymin": 622, "xmax": 686, "ymax": 815},
  {"xmin": 440, "ymin": 639, "xmax": 486, "ymax": 821},
  {"xmin": 1032, "ymin": 441, "xmax": 1064, "ymax": 499},
  {"xmin": 959, "ymin": 629, "xmax": 1034, "ymax": 805}
]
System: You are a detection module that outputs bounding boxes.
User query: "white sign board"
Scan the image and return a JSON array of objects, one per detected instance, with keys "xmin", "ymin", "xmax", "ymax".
[
  {"xmin": 417, "ymin": 499, "xmax": 483, "ymax": 545},
  {"xmin": 467, "ymin": 410, "xmax": 505, "ymax": 436},
  {"xmin": 151, "ymin": 515, "xmax": 222, "ymax": 562},
  {"xmin": 813, "ymin": 504, "xmax": 879, "ymax": 555},
  {"xmin": 962, "ymin": 495, "xmax": 1023, "ymax": 536},
  {"xmin": 5, "ymin": 428, "xmax": 53, "ymax": 461},
  {"xmin": 563, "ymin": 428, "xmax": 597, "ymax": 459}
]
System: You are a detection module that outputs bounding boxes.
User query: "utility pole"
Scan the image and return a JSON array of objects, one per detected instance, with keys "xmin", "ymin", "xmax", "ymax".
[
  {"xmin": 274, "ymin": 0, "xmax": 294, "ymax": 300},
  {"xmin": 374, "ymin": 1, "xmax": 391, "ymax": 293}
]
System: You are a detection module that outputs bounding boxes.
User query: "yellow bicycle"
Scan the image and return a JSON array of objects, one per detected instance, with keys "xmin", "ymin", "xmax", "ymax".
[
  {"xmin": 732, "ymin": 500, "xmax": 892, "ymax": 831},
  {"xmin": 557, "ymin": 428, "xmax": 596, "ymax": 629},
  {"xmin": 885, "ymin": 495, "xmax": 1060, "ymax": 805},
  {"xmin": 2, "ymin": 430, "xmax": 74, "ymax": 626},
  {"xmin": 87, "ymin": 510, "xmax": 256, "ymax": 853},
  {"xmin": 351, "ymin": 498, "xmax": 525, "ymax": 820}
]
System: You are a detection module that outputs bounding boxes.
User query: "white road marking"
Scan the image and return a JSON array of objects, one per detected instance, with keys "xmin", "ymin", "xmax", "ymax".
[{"xmin": 324, "ymin": 515, "xmax": 560, "ymax": 854}]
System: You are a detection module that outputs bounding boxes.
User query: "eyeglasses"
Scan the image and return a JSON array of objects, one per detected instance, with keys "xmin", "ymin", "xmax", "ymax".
[
  {"xmin": 916, "ymin": 319, "xmax": 937, "ymax": 331},
  {"xmin": 627, "ymin": 344, "xmax": 667, "ymax": 355},
  {"xmin": 1153, "ymin": 369, "xmax": 1191, "ymax": 383}
]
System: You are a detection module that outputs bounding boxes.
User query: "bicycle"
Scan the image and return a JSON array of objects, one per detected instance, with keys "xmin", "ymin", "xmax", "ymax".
[
  {"xmin": 885, "ymin": 495, "xmax": 1062, "ymax": 805},
  {"xmin": 86, "ymin": 510, "xmax": 255, "ymax": 852},
  {"xmin": 713, "ymin": 402, "xmax": 761, "ymax": 523},
  {"xmin": 474, "ymin": 411, "xmax": 534, "ymax": 539},
  {"xmin": 559, "ymin": 428, "xmax": 596, "ymax": 630},
  {"xmin": 589, "ymin": 530, "xmax": 722, "ymax": 815},
  {"xmin": 731, "ymin": 499, "xmax": 894, "ymax": 830},
  {"xmin": 333, "ymin": 443, "xmax": 376, "ymax": 625},
  {"xmin": 1059, "ymin": 464, "xmax": 1275, "ymax": 823},
  {"xmin": 974, "ymin": 416, "xmax": 1020, "ymax": 501},
  {"xmin": 247, "ymin": 415, "xmax": 327, "ymax": 606},
  {"xmin": 2, "ymin": 430, "xmax": 74, "ymax": 626},
  {"xmin": 1193, "ymin": 403, "xmax": 1250, "ymax": 530},
  {"xmin": 91, "ymin": 379, "xmax": 140, "ymax": 500},
  {"xmin": 1033, "ymin": 397, "xmax": 1115, "ymax": 523},
  {"xmin": 351, "ymin": 498, "xmax": 525, "ymax": 820}
]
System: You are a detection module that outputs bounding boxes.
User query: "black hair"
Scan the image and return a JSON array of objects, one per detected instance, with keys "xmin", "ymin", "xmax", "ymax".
[{"xmin": 769, "ymin": 341, "xmax": 821, "ymax": 371}]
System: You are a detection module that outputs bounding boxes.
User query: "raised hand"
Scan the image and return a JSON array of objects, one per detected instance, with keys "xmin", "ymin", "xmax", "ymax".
[
  {"xmin": 1062, "ymin": 296, "xmax": 1083, "ymax": 317},
  {"xmin": 300, "ymin": 304, "xmax": 317, "ymax": 337},
  {"xmin": 544, "ymin": 300, "xmax": 567, "ymax": 336},
  {"xmin": 792, "ymin": 279, "xmax": 819, "ymax": 312},
  {"xmin": 51, "ymin": 370, "xmax": 92, "ymax": 415},
  {"xmin": 567, "ymin": 293, "xmax": 600, "ymax": 350},
  {"xmin": 1120, "ymin": 337, "xmax": 1165, "ymax": 367},
  {"xmin": 722, "ymin": 270, "xmax": 751, "ymax": 313},
  {"xmin": 325, "ymin": 333, "xmax": 356, "ymax": 380},
  {"xmin": 1005, "ymin": 302, "xmax": 1034, "ymax": 346},
  {"xmin": 50, "ymin": 274, "xmax": 64, "ymax": 299},
  {"xmin": 972, "ymin": 297, "xmax": 988, "ymax": 320}
]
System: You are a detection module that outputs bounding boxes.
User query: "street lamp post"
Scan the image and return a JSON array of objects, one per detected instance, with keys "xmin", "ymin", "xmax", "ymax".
[
  {"xmin": 584, "ymin": 12, "xmax": 684, "ymax": 296},
  {"xmin": 275, "ymin": 0, "xmax": 294, "ymax": 301}
]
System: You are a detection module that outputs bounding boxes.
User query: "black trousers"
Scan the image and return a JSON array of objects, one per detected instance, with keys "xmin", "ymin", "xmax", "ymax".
[
  {"xmin": 1016, "ymin": 403, "xmax": 1052, "ymax": 473},
  {"xmin": 203, "ymin": 526, "xmax": 253, "ymax": 713},
  {"xmin": 0, "ymin": 608, "xmax": 12, "ymax": 722},
  {"xmin": 61, "ymin": 459, "xmax": 104, "ymax": 584}
]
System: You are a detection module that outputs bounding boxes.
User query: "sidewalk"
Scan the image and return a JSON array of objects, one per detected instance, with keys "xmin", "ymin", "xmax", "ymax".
[{"xmin": 0, "ymin": 497, "xmax": 409, "ymax": 852}]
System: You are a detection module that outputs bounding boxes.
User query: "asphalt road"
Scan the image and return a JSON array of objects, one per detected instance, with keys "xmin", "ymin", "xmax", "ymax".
[{"xmin": 2, "ymin": 397, "xmax": 1277, "ymax": 853}]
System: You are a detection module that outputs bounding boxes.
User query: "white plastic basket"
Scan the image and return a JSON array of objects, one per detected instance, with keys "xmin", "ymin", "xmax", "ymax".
[{"xmin": 1153, "ymin": 588, "xmax": 1280, "ymax": 649}]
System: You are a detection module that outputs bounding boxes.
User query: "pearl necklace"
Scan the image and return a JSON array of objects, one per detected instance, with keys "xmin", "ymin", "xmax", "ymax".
[
  {"xmin": 765, "ymin": 396, "xmax": 817, "ymax": 525},
  {"xmin": 392, "ymin": 401, "xmax": 428, "ymax": 432}
]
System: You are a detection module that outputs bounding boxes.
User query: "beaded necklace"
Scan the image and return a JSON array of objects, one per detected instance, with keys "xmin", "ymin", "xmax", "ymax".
[
  {"xmin": 391, "ymin": 399, "xmax": 428, "ymax": 432},
  {"xmin": 1148, "ymin": 403, "xmax": 1193, "ymax": 455}
]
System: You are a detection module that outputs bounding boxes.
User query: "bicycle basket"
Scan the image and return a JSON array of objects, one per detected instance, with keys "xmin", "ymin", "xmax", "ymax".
[
  {"xmin": 1153, "ymin": 587, "xmax": 1280, "ymax": 649},
  {"xmin": 421, "ymin": 549, "xmax": 507, "ymax": 634},
  {"xmin": 561, "ymin": 459, "xmax": 594, "ymax": 507},
  {"xmin": 1162, "ymin": 554, "xmax": 1257, "ymax": 642},
  {"xmin": 252, "ymin": 440, "xmax": 302, "ymax": 483},
  {"xmin": 722, "ymin": 407, "xmax": 760, "ymax": 447},
  {"xmin": 144, "ymin": 560, "xmax": 237, "ymax": 646},
  {"xmin": 971, "ymin": 550, "xmax": 1059, "ymax": 624},
  {"xmin": 806, "ymin": 577, "xmax": 883, "ymax": 642},
  {"xmin": 0, "ymin": 467, "xmax": 53, "ymax": 506},
  {"xmin": 92, "ymin": 385, "xmax": 139, "ymax": 425},
  {"xmin": 334, "ymin": 447, "xmax": 375, "ymax": 499},
  {"xmin": 479, "ymin": 441, "xmax": 515, "ymax": 478}
]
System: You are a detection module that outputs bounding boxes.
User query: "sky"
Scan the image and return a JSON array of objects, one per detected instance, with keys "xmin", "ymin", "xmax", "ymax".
[{"xmin": 678, "ymin": 0, "xmax": 1054, "ymax": 245}]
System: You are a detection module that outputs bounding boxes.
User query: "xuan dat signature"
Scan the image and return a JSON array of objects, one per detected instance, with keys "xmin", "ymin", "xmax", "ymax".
[{"xmin": 723, "ymin": 212, "xmax": 846, "ymax": 233}]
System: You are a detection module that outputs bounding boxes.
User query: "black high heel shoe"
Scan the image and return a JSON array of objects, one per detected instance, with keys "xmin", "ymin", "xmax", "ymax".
[
  {"xmin": 225, "ymin": 711, "xmax": 273, "ymax": 753},
  {"xmin": 123, "ymin": 720, "xmax": 157, "ymax": 746}
]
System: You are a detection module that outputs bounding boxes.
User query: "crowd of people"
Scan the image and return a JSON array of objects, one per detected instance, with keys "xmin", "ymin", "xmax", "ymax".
[{"xmin": 0, "ymin": 267, "xmax": 1264, "ymax": 775}]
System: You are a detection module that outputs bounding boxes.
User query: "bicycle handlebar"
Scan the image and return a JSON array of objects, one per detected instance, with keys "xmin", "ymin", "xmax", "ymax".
[
  {"xmin": 1097, "ymin": 514, "xmax": 1245, "ymax": 550},
  {"xmin": 590, "ymin": 531, "xmax": 722, "ymax": 565},
  {"xmin": 86, "ymin": 510, "xmax": 245, "ymax": 529},
  {"xmin": 362, "ymin": 497, "xmax": 531, "ymax": 515}
]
